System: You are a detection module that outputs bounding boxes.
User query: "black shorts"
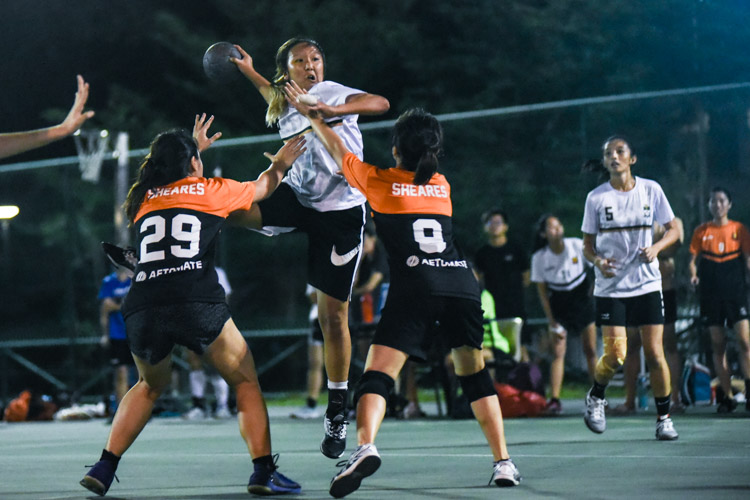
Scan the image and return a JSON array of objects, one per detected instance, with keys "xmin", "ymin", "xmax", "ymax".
[
  {"xmin": 663, "ymin": 288, "xmax": 677, "ymax": 324},
  {"xmin": 549, "ymin": 280, "xmax": 596, "ymax": 334},
  {"xmin": 108, "ymin": 338, "xmax": 135, "ymax": 367},
  {"xmin": 700, "ymin": 296, "xmax": 750, "ymax": 327},
  {"xmin": 595, "ymin": 291, "xmax": 664, "ymax": 327},
  {"xmin": 374, "ymin": 292, "xmax": 484, "ymax": 362},
  {"xmin": 125, "ymin": 302, "xmax": 231, "ymax": 365},
  {"xmin": 258, "ymin": 183, "xmax": 365, "ymax": 302}
]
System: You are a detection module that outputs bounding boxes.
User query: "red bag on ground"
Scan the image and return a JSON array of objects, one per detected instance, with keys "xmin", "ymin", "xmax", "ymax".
[{"xmin": 4, "ymin": 390, "xmax": 31, "ymax": 422}]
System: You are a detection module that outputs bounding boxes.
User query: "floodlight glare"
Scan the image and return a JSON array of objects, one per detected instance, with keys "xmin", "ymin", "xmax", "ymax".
[{"xmin": 0, "ymin": 205, "xmax": 20, "ymax": 219}]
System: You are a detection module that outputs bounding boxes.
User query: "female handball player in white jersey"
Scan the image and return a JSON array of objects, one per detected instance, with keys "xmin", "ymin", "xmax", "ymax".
[
  {"xmin": 80, "ymin": 116, "xmax": 305, "ymax": 497},
  {"xmin": 230, "ymin": 38, "xmax": 390, "ymax": 458},
  {"xmin": 530, "ymin": 214, "xmax": 597, "ymax": 415},
  {"xmin": 287, "ymin": 81, "xmax": 520, "ymax": 496},
  {"xmin": 580, "ymin": 135, "xmax": 680, "ymax": 440}
]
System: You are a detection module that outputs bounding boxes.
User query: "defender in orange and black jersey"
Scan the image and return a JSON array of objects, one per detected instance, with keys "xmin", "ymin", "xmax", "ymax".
[
  {"xmin": 341, "ymin": 152, "xmax": 479, "ymax": 302},
  {"xmin": 122, "ymin": 176, "xmax": 256, "ymax": 316},
  {"xmin": 689, "ymin": 220, "xmax": 750, "ymax": 301}
]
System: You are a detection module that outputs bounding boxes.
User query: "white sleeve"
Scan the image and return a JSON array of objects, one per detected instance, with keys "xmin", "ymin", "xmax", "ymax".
[
  {"xmin": 530, "ymin": 251, "xmax": 544, "ymax": 283},
  {"xmin": 581, "ymin": 191, "xmax": 598, "ymax": 235}
]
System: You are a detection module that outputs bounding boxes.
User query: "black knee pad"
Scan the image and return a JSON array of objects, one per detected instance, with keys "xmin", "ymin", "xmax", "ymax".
[
  {"xmin": 458, "ymin": 368, "xmax": 496, "ymax": 403},
  {"xmin": 354, "ymin": 370, "xmax": 394, "ymax": 404}
]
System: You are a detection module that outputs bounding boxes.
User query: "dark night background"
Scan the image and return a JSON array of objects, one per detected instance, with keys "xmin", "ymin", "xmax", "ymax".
[{"xmin": 2, "ymin": 0, "xmax": 750, "ymax": 396}]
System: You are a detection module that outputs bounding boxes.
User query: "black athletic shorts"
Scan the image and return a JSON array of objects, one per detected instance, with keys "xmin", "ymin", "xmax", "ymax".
[
  {"xmin": 595, "ymin": 290, "xmax": 664, "ymax": 327},
  {"xmin": 549, "ymin": 280, "xmax": 596, "ymax": 334},
  {"xmin": 125, "ymin": 302, "xmax": 231, "ymax": 365},
  {"xmin": 108, "ymin": 338, "xmax": 135, "ymax": 367},
  {"xmin": 257, "ymin": 183, "xmax": 365, "ymax": 302},
  {"xmin": 700, "ymin": 296, "xmax": 750, "ymax": 328},
  {"xmin": 374, "ymin": 291, "xmax": 484, "ymax": 362},
  {"xmin": 662, "ymin": 288, "xmax": 677, "ymax": 324}
]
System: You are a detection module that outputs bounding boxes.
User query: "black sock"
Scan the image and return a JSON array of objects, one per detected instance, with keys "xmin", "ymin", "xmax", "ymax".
[
  {"xmin": 590, "ymin": 381, "xmax": 607, "ymax": 400},
  {"xmin": 327, "ymin": 389, "xmax": 347, "ymax": 417},
  {"xmin": 715, "ymin": 385, "xmax": 726, "ymax": 403},
  {"xmin": 191, "ymin": 396, "xmax": 206, "ymax": 410},
  {"xmin": 252, "ymin": 455, "xmax": 275, "ymax": 471},
  {"xmin": 306, "ymin": 397, "xmax": 317, "ymax": 409},
  {"xmin": 655, "ymin": 395, "xmax": 670, "ymax": 418},
  {"xmin": 100, "ymin": 449, "xmax": 120, "ymax": 466}
]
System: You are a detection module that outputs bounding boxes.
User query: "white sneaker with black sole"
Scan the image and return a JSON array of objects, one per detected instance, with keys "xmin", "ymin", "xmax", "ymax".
[
  {"xmin": 329, "ymin": 444, "xmax": 381, "ymax": 498},
  {"xmin": 584, "ymin": 389, "xmax": 607, "ymax": 434},
  {"xmin": 655, "ymin": 416, "xmax": 679, "ymax": 440},
  {"xmin": 490, "ymin": 458, "xmax": 521, "ymax": 487}
]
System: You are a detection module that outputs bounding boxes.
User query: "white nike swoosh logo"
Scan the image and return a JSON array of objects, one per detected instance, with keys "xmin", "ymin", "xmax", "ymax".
[{"xmin": 330, "ymin": 245, "xmax": 359, "ymax": 266}]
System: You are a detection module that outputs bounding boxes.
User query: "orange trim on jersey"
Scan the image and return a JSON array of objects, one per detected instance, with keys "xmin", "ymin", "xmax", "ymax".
[
  {"xmin": 341, "ymin": 152, "xmax": 452, "ymax": 216},
  {"xmin": 689, "ymin": 220, "xmax": 750, "ymax": 263},
  {"xmin": 134, "ymin": 176, "xmax": 256, "ymax": 222}
]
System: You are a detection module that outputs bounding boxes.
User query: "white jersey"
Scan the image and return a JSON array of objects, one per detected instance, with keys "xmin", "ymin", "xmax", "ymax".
[
  {"xmin": 530, "ymin": 237, "xmax": 590, "ymax": 291},
  {"xmin": 581, "ymin": 176, "xmax": 674, "ymax": 298},
  {"xmin": 278, "ymin": 80, "xmax": 367, "ymax": 211}
]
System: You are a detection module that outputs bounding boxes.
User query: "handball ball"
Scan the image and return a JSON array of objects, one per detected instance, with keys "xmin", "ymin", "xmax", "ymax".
[{"xmin": 203, "ymin": 42, "xmax": 242, "ymax": 83}]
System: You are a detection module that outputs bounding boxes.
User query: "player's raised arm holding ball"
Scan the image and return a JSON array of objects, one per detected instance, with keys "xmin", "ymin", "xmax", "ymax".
[
  {"xmin": 0, "ymin": 75, "xmax": 94, "ymax": 160},
  {"xmin": 290, "ymin": 87, "xmax": 521, "ymax": 496},
  {"xmin": 229, "ymin": 37, "xmax": 389, "ymax": 460}
]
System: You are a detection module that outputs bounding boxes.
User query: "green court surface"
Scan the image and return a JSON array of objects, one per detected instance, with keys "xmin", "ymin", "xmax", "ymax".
[{"xmin": 1, "ymin": 400, "xmax": 748, "ymax": 499}]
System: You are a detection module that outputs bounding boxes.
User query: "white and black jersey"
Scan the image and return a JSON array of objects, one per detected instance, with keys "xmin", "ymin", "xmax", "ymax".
[
  {"xmin": 530, "ymin": 237, "xmax": 590, "ymax": 291},
  {"xmin": 278, "ymin": 80, "xmax": 367, "ymax": 212},
  {"xmin": 581, "ymin": 176, "xmax": 674, "ymax": 298}
]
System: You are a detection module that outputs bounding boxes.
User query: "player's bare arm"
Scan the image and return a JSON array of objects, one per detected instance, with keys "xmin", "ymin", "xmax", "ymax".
[
  {"xmin": 231, "ymin": 44, "xmax": 274, "ymax": 103},
  {"xmin": 0, "ymin": 75, "xmax": 94, "ymax": 160},
  {"xmin": 253, "ymin": 135, "xmax": 307, "ymax": 200}
]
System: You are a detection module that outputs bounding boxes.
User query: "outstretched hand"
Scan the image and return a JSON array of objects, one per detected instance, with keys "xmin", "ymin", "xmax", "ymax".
[
  {"xmin": 264, "ymin": 135, "xmax": 306, "ymax": 169},
  {"xmin": 193, "ymin": 113, "xmax": 222, "ymax": 152},
  {"xmin": 230, "ymin": 44, "xmax": 254, "ymax": 73},
  {"xmin": 284, "ymin": 81, "xmax": 337, "ymax": 119},
  {"xmin": 60, "ymin": 75, "xmax": 95, "ymax": 135}
]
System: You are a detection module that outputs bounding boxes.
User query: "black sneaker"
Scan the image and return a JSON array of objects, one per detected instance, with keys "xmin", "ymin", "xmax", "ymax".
[
  {"xmin": 247, "ymin": 456, "xmax": 301, "ymax": 496},
  {"xmin": 321, "ymin": 412, "xmax": 348, "ymax": 459},
  {"xmin": 80, "ymin": 460, "xmax": 118, "ymax": 496},
  {"xmin": 101, "ymin": 242, "xmax": 138, "ymax": 274},
  {"xmin": 717, "ymin": 396, "xmax": 737, "ymax": 413}
]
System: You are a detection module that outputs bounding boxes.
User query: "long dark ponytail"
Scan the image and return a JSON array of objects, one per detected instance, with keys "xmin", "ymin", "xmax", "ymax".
[
  {"xmin": 123, "ymin": 129, "xmax": 197, "ymax": 224},
  {"xmin": 392, "ymin": 108, "xmax": 443, "ymax": 185}
]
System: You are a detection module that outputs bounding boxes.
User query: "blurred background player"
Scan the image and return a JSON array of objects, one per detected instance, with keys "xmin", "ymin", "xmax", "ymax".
[
  {"xmin": 290, "ymin": 285, "xmax": 325, "ymax": 419},
  {"xmin": 0, "ymin": 75, "xmax": 93, "ymax": 160},
  {"xmin": 98, "ymin": 266, "xmax": 134, "ymax": 417},
  {"xmin": 530, "ymin": 214, "xmax": 597, "ymax": 415},
  {"xmin": 475, "ymin": 208, "xmax": 530, "ymax": 362},
  {"xmin": 183, "ymin": 266, "xmax": 234, "ymax": 420},
  {"xmin": 689, "ymin": 187, "xmax": 750, "ymax": 412},
  {"xmin": 229, "ymin": 38, "xmax": 390, "ymax": 458}
]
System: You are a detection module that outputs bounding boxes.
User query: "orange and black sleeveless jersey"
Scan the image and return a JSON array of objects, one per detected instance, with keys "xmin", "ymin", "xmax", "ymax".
[
  {"xmin": 689, "ymin": 220, "xmax": 750, "ymax": 300},
  {"xmin": 122, "ymin": 176, "xmax": 256, "ymax": 315},
  {"xmin": 341, "ymin": 153, "xmax": 479, "ymax": 300}
]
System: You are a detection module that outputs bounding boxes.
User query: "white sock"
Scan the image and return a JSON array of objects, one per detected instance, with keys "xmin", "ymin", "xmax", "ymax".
[
  {"xmin": 327, "ymin": 380, "xmax": 348, "ymax": 390},
  {"xmin": 211, "ymin": 376, "xmax": 229, "ymax": 409},
  {"xmin": 190, "ymin": 370, "xmax": 206, "ymax": 399}
]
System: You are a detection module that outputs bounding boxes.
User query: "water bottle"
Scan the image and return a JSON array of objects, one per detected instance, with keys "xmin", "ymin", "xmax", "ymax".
[{"xmin": 637, "ymin": 375, "xmax": 649, "ymax": 410}]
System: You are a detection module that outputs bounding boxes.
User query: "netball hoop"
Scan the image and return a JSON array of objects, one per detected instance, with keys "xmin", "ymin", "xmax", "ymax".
[{"xmin": 74, "ymin": 129, "xmax": 110, "ymax": 183}]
